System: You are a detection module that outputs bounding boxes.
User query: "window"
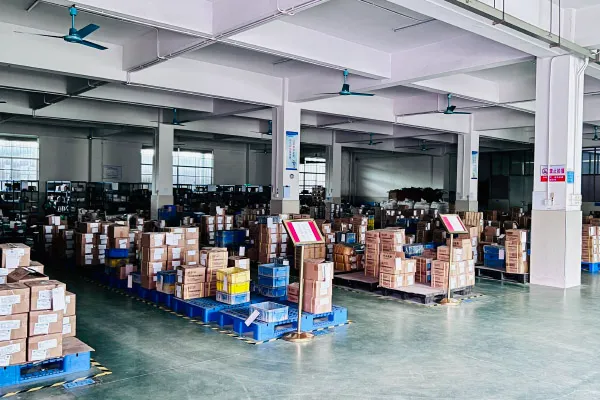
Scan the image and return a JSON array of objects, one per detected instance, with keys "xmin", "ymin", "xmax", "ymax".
[
  {"xmin": 0, "ymin": 138, "xmax": 39, "ymax": 181},
  {"xmin": 299, "ymin": 157, "xmax": 326, "ymax": 193},
  {"xmin": 141, "ymin": 149, "xmax": 214, "ymax": 186}
]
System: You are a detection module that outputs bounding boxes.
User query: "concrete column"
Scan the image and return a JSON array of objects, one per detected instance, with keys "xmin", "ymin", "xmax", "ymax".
[
  {"xmin": 270, "ymin": 82, "xmax": 301, "ymax": 214},
  {"xmin": 325, "ymin": 131, "xmax": 342, "ymax": 203},
  {"xmin": 530, "ymin": 55, "xmax": 586, "ymax": 288},
  {"xmin": 455, "ymin": 124, "xmax": 479, "ymax": 212},
  {"xmin": 151, "ymin": 123, "xmax": 174, "ymax": 219}
]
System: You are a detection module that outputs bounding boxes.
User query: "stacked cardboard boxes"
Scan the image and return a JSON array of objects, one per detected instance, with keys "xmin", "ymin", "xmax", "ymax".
[
  {"xmin": 505, "ymin": 229, "xmax": 529, "ymax": 273},
  {"xmin": 319, "ymin": 222, "xmax": 335, "ymax": 261},
  {"xmin": 379, "ymin": 253, "xmax": 416, "ymax": 289},
  {"xmin": 0, "ymin": 283, "xmax": 30, "ymax": 365},
  {"xmin": 582, "ymin": 224, "xmax": 599, "ymax": 263},
  {"xmin": 414, "ymin": 257, "xmax": 432, "ymax": 284},
  {"xmin": 201, "ymin": 215, "xmax": 216, "ymax": 246},
  {"xmin": 333, "ymin": 244, "xmax": 359, "ymax": 272},
  {"xmin": 352, "ymin": 215, "xmax": 368, "ymax": 244},
  {"xmin": 303, "ymin": 259, "xmax": 334, "ymax": 314},
  {"xmin": 163, "ymin": 228, "xmax": 184, "ymax": 271},
  {"xmin": 431, "ymin": 244, "xmax": 475, "ymax": 289},
  {"xmin": 175, "ymin": 265, "xmax": 206, "ymax": 299},
  {"xmin": 140, "ymin": 233, "xmax": 166, "ymax": 290},
  {"xmin": 364, "ymin": 230, "xmax": 381, "ymax": 277},
  {"xmin": 258, "ymin": 220, "xmax": 288, "ymax": 264},
  {"xmin": 108, "ymin": 224, "xmax": 130, "ymax": 251},
  {"xmin": 295, "ymin": 243, "xmax": 326, "ymax": 271}
]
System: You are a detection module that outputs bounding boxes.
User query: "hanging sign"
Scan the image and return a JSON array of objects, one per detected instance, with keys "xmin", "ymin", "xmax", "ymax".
[
  {"xmin": 540, "ymin": 164, "xmax": 566, "ymax": 182},
  {"xmin": 102, "ymin": 165, "xmax": 122, "ymax": 181},
  {"xmin": 439, "ymin": 214, "xmax": 468, "ymax": 234},
  {"xmin": 471, "ymin": 151, "xmax": 479, "ymax": 180},
  {"xmin": 285, "ymin": 131, "xmax": 299, "ymax": 171},
  {"xmin": 282, "ymin": 219, "xmax": 324, "ymax": 245}
]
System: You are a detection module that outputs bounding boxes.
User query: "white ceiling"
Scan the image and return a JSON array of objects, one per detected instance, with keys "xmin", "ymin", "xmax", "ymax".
[
  {"xmin": 371, "ymin": 86, "xmax": 427, "ymax": 98},
  {"xmin": 469, "ymin": 60, "xmax": 536, "ymax": 83},
  {"xmin": 0, "ymin": 0, "xmax": 152, "ymax": 45},
  {"xmin": 553, "ymin": 0, "xmax": 600, "ymax": 9},
  {"xmin": 283, "ymin": 0, "xmax": 466, "ymax": 52}
]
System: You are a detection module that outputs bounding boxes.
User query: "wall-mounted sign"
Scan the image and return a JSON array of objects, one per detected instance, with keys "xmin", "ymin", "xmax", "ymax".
[
  {"xmin": 540, "ymin": 164, "xmax": 566, "ymax": 182},
  {"xmin": 102, "ymin": 165, "xmax": 122, "ymax": 181},
  {"xmin": 285, "ymin": 131, "xmax": 299, "ymax": 171},
  {"xmin": 471, "ymin": 151, "xmax": 478, "ymax": 180}
]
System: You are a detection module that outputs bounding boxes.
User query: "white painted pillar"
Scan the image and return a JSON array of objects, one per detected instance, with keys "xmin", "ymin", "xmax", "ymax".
[
  {"xmin": 326, "ymin": 131, "xmax": 342, "ymax": 203},
  {"xmin": 271, "ymin": 80, "xmax": 301, "ymax": 214},
  {"xmin": 455, "ymin": 122, "xmax": 479, "ymax": 212},
  {"xmin": 151, "ymin": 123, "xmax": 174, "ymax": 219},
  {"xmin": 530, "ymin": 55, "xmax": 586, "ymax": 289}
]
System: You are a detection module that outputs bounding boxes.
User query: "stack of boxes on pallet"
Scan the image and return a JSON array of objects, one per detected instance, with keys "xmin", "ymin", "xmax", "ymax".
[
  {"xmin": 431, "ymin": 241, "xmax": 475, "ymax": 289},
  {"xmin": 352, "ymin": 215, "xmax": 368, "ymax": 244},
  {"xmin": 164, "ymin": 227, "xmax": 184, "ymax": 271},
  {"xmin": 201, "ymin": 215, "xmax": 216, "ymax": 246},
  {"xmin": 173, "ymin": 248, "xmax": 226, "ymax": 300},
  {"xmin": 302, "ymin": 259, "xmax": 334, "ymax": 314},
  {"xmin": 216, "ymin": 267, "xmax": 250, "ymax": 305},
  {"xmin": 257, "ymin": 217, "xmax": 288, "ymax": 264},
  {"xmin": 414, "ymin": 257, "xmax": 432, "ymax": 284},
  {"xmin": 364, "ymin": 230, "xmax": 381, "ymax": 277},
  {"xmin": 333, "ymin": 243, "xmax": 357, "ymax": 272},
  {"xmin": 317, "ymin": 221, "xmax": 335, "ymax": 261},
  {"xmin": 140, "ymin": 232, "xmax": 166, "ymax": 290},
  {"xmin": 582, "ymin": 224, "xmax": 599, "ymax": 263},
  {"xmin": 505, "ymin": 229, "xmax": 529, "ymax": 274},
  {"xmin": 379, "ymin": 253, "xmax": 416, "ymax": 289},
  {"xmin": 75, "ymin": 222, "xmax": 100, "ymax": 267}
]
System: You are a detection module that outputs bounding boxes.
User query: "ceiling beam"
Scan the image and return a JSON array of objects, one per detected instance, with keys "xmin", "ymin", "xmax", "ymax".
[{"xmin": 396, "ymin": 113, "xmax": 471, "ymax": 134}]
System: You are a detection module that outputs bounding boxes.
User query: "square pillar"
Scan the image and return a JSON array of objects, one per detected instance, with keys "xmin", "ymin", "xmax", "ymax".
[
  {"xmin": 326, "ymin": 131, "xmax": 342, "ymax": 203},
  {"xmin": 455, "ymin": 127, "xmax": 479, "ymax": 212},
  {"xmin": 270, "ymin": 100, "xmax": 301, "ymax": 215},
  {"xmin": 151, "ymin": 123, "xmax": 174, "ymax": 219},
  {"xmin": 530, "ymin": 55, "xmax": 586, "ymax": 288}
]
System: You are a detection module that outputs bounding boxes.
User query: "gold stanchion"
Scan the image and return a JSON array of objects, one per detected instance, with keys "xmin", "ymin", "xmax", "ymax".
[{"xmin": 284, "ymin": 244, "xmax": 315, "ymax": 342}]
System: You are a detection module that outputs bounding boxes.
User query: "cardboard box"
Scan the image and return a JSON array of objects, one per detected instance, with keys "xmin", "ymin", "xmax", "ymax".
[
  {"xmin": 379, "ymin": 254, "xmax": 415, "ymax": 275},
  {"xmin": 141, "ymin": 247, "xmax": 167, "ymax": 263},
  {"xmin": 27, "ymin": 333, "xmax": 62, "ymax": 362},
  {"xmin": 0, "ymin": 283, "xmax": 30, "ymax": 315},
  {"xmin": 303, "ymin": 259, "xmax": 334, "ymax": 282},
  {"xmin": 175, "ymin": 283, "xmax": 204, "ymax": 299},
  {"xmin": 111, "ymin": 237, "xmax": 129, "ymax": 250},
  {"xmin": 184, "ymin": 249, "xmax": 200, "ymax": 265},
  {"xmin": 0, "ymin": 313, "xmax": 27, "ymax": 340},
  {"xmin": 0, "ymin": 339, "xmax": 26, "ymax": 366},
  {"xmin": 176, "ymin": 265, "xmax": 205, "ymax": 284},
  {"xmin": 7, "ymin": 267, "xmax": 48, "ymax": 284},
  {"xmin": 108, "ymin": 225, "xmax": 129, "ymax": 238},
  {"xmin": 62, "ymin": 315, "xmax": 76, "ymax": 338},
  {"xmin": 165, "ymin": 233, "xmax": 183, "ymax": 247},
  {"xmin": 200, "ymin": 248, "xmax": 228, "ymax": 267},
  {"xmin": 28, "ymin": 261, "xmax": 44, "ymax": 274},
  {"xmin": 379, "ymin": 273, "xmax": 415, "ymax": 288},
  {"xmin": 140, "ymin": 261, "xmax": 166, "ymax": 277},
  {"xmin": 167, "ymin": 246, "xmax": 183, "ymax": 261},
  {"xmin": 140, "ymin": 275, "xmax": 156, "ymax": 290},
  {"xmin": 64, "ymin": 291, "xmax": 76, "ymax": 316},
  {"xmin": 303, "ymin": 279, "xmax": 333, "ymax": 298},
  {"xmin": 29, "ymin": 310, "xmax": 64, "ymax": 336},
  {"xmin": 26, "ymin": 280, "xmax": 66, "ymax": 311},
  {"xmin": 303, "ymin": 294, "xmax": 332, "ymax": 314},
  {"xmin": 184, "ymin": 227, "xmax": 199, "ymax": 239},
  {"xmin": 79, "ymin": 222, "xmax": 100, "ymax": 234},
  {"xmin": 141, "ymin": 233, "xmax": 166, "ymax": 248},
  {"xmin": 184, "ymin": 238, "xmax": 199, "ymax": 249},
  {"xmin": 75, "ymin": 233, "xmax": 96, "ymax": 246},
  {"xmin": 0, "ymin": 244, "xmax": 30, "ymax": 269},
  {"xmin": 228, "ymin": 256, "xmax": 250, "ymax": 270},
  {"xmin": 167, "ymin": 260, "xmax": 183, "ymax": 270}
]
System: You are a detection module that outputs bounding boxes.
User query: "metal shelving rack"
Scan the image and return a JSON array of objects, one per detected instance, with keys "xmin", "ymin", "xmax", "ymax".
[{"xmin": 0, "ymin": 180, "xmax": 40, "ymax": 220}]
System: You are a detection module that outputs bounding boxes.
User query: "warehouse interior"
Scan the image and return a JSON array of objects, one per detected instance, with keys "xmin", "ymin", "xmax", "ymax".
[{"xmin": 0, "ymin": 0, "xmax": 599, "ymax": 398}]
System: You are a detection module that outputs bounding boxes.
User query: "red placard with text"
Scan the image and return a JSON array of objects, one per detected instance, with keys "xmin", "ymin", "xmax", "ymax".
[
  {"xmin": 283, "ymin": 219, "xmax": 324, "ymax": 245},
  {"xmin": 439, "ymin": 214, "xmax": 468, "ymax": 234}
]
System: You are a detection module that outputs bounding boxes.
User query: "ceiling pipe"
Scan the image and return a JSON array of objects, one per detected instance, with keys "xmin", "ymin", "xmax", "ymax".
[{"xmin": 444, "ymin": 0, "xmax": 599, "ymax": 64}]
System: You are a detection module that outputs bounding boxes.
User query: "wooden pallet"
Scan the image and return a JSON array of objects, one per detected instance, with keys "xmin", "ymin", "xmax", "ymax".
[
  {"xmin": 476, "ymin": 266, "xmax": 529, "ymax": 284},
  {"xmin": 333, "ymin": 271, "xmax": 379, "ymax": 291},
  {"xmin": 379, "ymin": 284, "xmax": 473, "ymax": 305}
]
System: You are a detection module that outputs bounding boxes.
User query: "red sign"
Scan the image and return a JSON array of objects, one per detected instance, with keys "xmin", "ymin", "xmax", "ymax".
[
  {"xmin": 540, "ymin": 164, "xmax": 566, "ymax": 183},
  {"xmin": 540, "ymin": 175, "xmax": 566, "ymax": 182},
  {"xmin": 283, "ymin": 220, "xmax": 324, "ymax": 245}
]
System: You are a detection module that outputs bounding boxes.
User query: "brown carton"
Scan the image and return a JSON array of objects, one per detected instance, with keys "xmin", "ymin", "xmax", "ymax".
[
  {"xmin": 79, "ymin": 222, "xmax": 100, "ymax": 234},
  {"xmin": 27, "ymin": 333, "xmax": 62, "ymax": 362},
  {"xmin": 175, "ymin": 283, "xmax": 204, "ymax": 299},
  {"xmin": 141, "ymin": 233, "xmax": 166, "ymax": 248},
  {"xmin": 176, "ymin": 265, "xmax": 205, "ymax": 284},
  {"xmin": 140, "ymin": 261, "xmax": 166, "ymax": 277},
  {"xmin": 110, "ymin": 237, "xmax": 129, "ymax": 250},
  {"xmin": 140, "ymin": 275, "xmax": 156, "ymax": 290},
  {"xmin": 29, "ymin": 310, "xmax": 64, "ymax": 336},
  {"xmin": 28, "ymin": 261, "xmax": 44, "ymax": 274},
  {"xmin": 185, "ymin": 227, "xmax": 199, "ymax": 239},
  {"xmin": 0, "ymin": 283, "xmax": 30, "ymax": 315},
  {"xmin": 164, "ymin": 227, "xmax": 185, "ymax": 234},
  {"xmin": 62, "ymin": 315, "xmax": 76, "ymax": 338},
  {"xmin": 0, "ymin": 244, "xmax": 30, "ymax": 269},
  {"xmin": 303, "ymin": 259, "xmax": 334, "ymax": 282},
  {"xmin": 141, "ymin": 247, "xmax": 167, "ymax": 263},
  {"xmin": 108, "ymin": 225, "xmax": 129, "ymax": 238},
  {"xmin": 228, "ymin": 256, "xmax": 250, "ymax": 270},
  {"xmin": 0, "ymin": 313, "xmax": 27, "ymax": 340},
  {"xmin": 167, "ymin": 246, "xmax": 183, "ymax": 261},
  {"xmin": 64, "ymin": 292, "xmax": 76, "ymax": 316},
  {"xmin": 303, "ymin": 279, "xmax": 333, "ymax": 298},
  {"xmin": 183, "ymin": 249, "xmax": 200, "ymax": 265},
  {"xmin": 303, "ymin": 294, "xmax": 332, "ymax": 314},
  {"xmin": 166, "ymin": 260, "xmax": 183, "ymax": 270},
  {"xmin": 26, "ymin": 280, "xmax": 66, "ymax": 311},
  {"xmin": 0, "ymin": 339, "xmax": 26, "ymax": 365},
  {"xmin": 7, "ymin": 267, "xmax": 48, "ymax": 283},
  {"xmin": 165, "ymin": 233, "xmax": 183, "ymax": 247}
]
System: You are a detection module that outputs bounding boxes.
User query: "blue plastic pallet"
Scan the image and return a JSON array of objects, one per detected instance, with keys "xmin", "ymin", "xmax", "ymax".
[
  {"xmin": 171, "ymin": 296, "xmax": 253, "ymax": 323},
  {"xmin": 217, "ymin": 304, "xmax": 348, "ymax": 341},
  {"xmin": 582, "ymin": 262, "xmax": 600, "ymax": 273},
  {"xmin": 0, "ymin": 352, "xmax": 91, "ymax": 389},
  {"xmin": 108, "ymin": 276, "xmax": 128, "ymax": 290},
  {"xmin": 137, "ymin": 286, "xmax": 153, "ymax": 300}
]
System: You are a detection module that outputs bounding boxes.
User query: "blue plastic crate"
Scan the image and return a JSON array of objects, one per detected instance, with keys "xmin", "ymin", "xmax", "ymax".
[
  {"xmin": 105, "ymin": 248, "xmax": 128, "ymax": 259},
  {"xmin": 483, "ymin": 245, "xmax": 504, "ymax": 255},
  {"xmin": 254, "ymin": 284, "xmax": 287, "ymax": 298},
  {"xmin": 250, "ymin": 302, "xmax": 289, "ymax": 323},
  {"xmin": 335, "ymin": 231, "xmax": 356, "ymax": 244},
  {"xmin": 403, "ymin": 244, "xmax": 424, "ymax": 257},
  {"xmin": 257, "ymin": 216, "xmax": 281, "ymax": 224},
  {"xmin": 484, "ymin": 259, "xmax": 505, "ymax": 268},
  {"xmin": 157, "ymin": 270, "xmax": 177, "ymax": 284},
  {"xmin": 258, "ymin": 263, "xmax": 289, "ymax": 277},
  {"xmin": 258, "ymin": 275, "xmax": 289, "ymax": 287},
  {"xmin": 216, "ymin": 291, "xmax": 250, "ymax": 305}
]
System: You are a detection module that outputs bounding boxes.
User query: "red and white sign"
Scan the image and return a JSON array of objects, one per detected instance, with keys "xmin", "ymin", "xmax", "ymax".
[
  {"xmin": 439, "ymin": 215, "xmax": 468, "ymax": 234},
  {"xmin": 283, "ymin": 220, "xmax": 324, "ymax": 245},
  {"xmin": 540, "ymin": 164, "xmax": 566, "ymax": 182}
]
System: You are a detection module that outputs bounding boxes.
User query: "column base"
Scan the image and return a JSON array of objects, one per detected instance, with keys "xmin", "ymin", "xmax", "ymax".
[
  {"xmin": 530, "ymin": 209, "xmax": 581, "ymax": 288},
  {"xmin": 455, "ymin": 200, "xmax": 478, "ymax": 212},
  {"xmin": 270, "ymin": 199, "xmax": 300, "ymax": 214},
  {"xmin": 151, "ymin": 195, "xmax": 174, "ymax": 220}
]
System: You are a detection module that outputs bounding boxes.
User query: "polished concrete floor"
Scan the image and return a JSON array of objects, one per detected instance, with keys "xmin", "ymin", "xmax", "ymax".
[{"xmin": 12, "ymin": 272, "xmax": 600, "ymax": 399}]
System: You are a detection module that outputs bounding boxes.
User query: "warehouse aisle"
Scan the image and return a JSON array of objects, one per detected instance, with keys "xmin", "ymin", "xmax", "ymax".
[{"xmin": 14, "ymin": 272, "xmax": 600, "ymax": 400}]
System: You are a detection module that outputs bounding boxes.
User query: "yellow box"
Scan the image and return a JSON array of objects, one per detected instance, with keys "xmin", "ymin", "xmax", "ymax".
[
  {"xmin": 216, "ymin": 281, "xmax": 250, "ymax": 294},
  {"xmin": 216, "ymin": 267, "xmax": 250, "ymax": 284}
]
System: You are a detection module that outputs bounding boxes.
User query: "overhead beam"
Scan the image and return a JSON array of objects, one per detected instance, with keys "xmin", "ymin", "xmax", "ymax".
[
  {"xmin": 300, "ymin": 96, "xmax": 395, "ymax": 123},
  {"xmin": 394, "ymin": 92, "xmax": 485, "ymax": 116},
  {"xmin": 478, "ymin": 127, "xmax": 533, "ymax": 143},
  {"xmin": 30, "ymin": 78, "xmax": 107, "ymax": 111},
  {"xmin": 472, "ymin": 107, "xmax": 534, "ymax": 130},
  {"xmin": 396, "ymin": 113, "xmax": 471, "ymax": 134}
]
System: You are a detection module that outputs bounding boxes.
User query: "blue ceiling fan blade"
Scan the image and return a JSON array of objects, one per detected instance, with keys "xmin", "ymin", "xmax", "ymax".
[
  {"xmin": 452, "ymin": 111, "xmax": 471, "ymax": 115},
  {"xmin": 79, "ymin": 40, "xmax": 107, "ymax": 50},
  {"xmin": 14, "ymin": 31, "xmax": 64, "ymax": 39},
  {"xmin": 348, "ymin": 92, "xmax": 374, "ymax": 96},
  {"xmin": 77, "ymin": 24, "xmax": 100, "ymax": 39}
]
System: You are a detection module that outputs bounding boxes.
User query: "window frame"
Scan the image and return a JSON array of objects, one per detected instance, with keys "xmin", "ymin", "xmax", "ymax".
[
  {"xmin": 299, "ymin": 157, "xmax": 326, "ymax": 193},
  {"xmin": 0, "ymin": 138, "xmax": 39, "ymax": 181},
  {"xmin": 141, "ymin": 148, "xmax": 214, "ymax": 186}
]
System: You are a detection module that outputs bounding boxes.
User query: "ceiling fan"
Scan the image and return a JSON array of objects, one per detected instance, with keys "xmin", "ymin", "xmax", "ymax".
[
  {"xmin": 251, "ymin": 120, "xmax": 272, "ymax": 135},
  {"xmin": 404, "ymin": 140, "xmax": 434, "ymax": 151},
  {"xmin": 440, "ymin": 94, "xmax": 471, "ymax": 115},
  {"xmin": 0, "ymin": 99, "xmax": 5, "ymax": 104},
  {"xmin": 15, "ymin": 7, "xmax": 107, "ymax": 51},
  {"xmin": 151, "ymin": 109, "xmax": 190, "ymax": 127},
  {"xmin": 319, "ymin": 69, "xmax": 374, "ymax": 97},
  {"xmin": 353, "ymin": 133, "xmax": 383, "ymax": 146}
]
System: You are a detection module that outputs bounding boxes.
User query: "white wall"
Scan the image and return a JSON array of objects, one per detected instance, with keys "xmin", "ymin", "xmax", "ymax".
[{"xmin": 352, "ymin": 152, "xmax": 446, "ymax": 203}]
